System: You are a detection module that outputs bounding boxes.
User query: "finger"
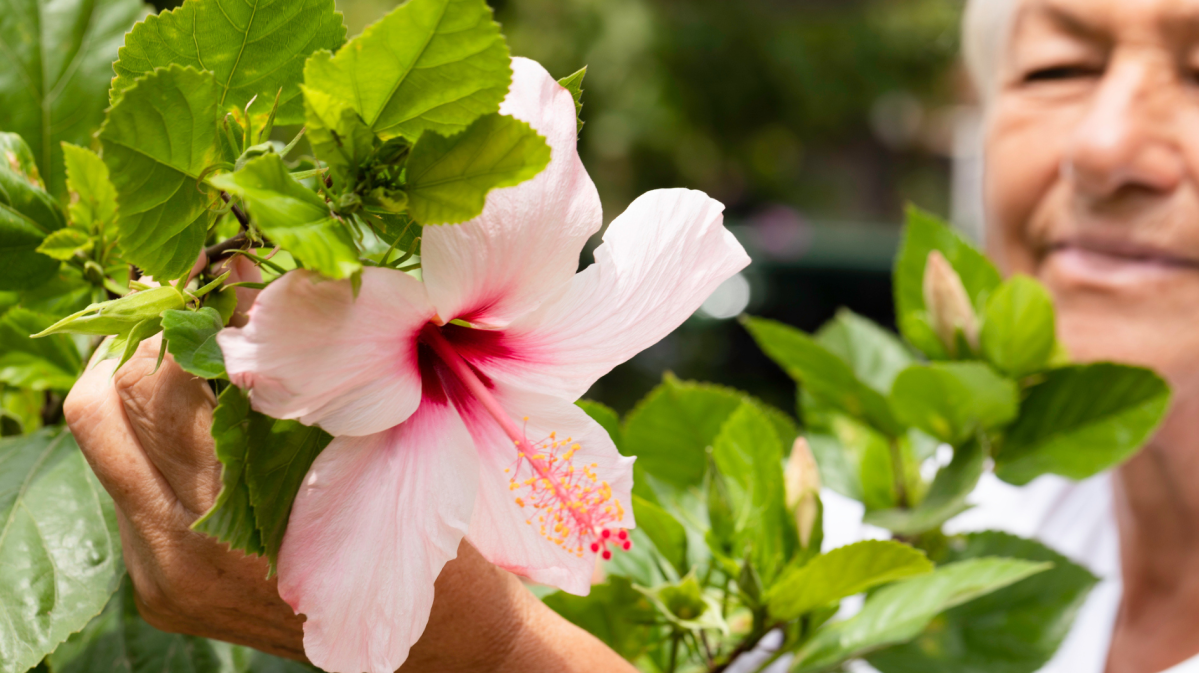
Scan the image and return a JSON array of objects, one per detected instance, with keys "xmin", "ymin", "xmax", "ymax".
[
  {"xmin": 64, "ymin": 357, "xmax": 181, "ymax": 528},
  {"xmin": 112, "ymin": 334, "xmax": 222, "ymax": 518},
  {"xmin": 211, "ymin": 252, "xmax": 263, "ymax": 327}
]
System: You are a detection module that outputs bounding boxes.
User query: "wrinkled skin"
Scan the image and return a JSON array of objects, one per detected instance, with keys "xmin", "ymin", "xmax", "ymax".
[
  {"xmin": 985, "ymin": 0, "xmax": 1199, "ymax": 670},
  {"xmin": 63, "ymin": 337, "xmax": 636, "ymax": 672}
]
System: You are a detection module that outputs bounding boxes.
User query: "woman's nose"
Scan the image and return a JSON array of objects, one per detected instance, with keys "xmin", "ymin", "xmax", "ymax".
[{"xmin": 1064, "ymin": 57, "xmax": 1185, "ymax": 201}]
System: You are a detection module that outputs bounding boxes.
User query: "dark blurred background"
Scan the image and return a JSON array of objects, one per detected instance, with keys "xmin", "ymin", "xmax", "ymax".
[{"xmin": 152, "ymin": 0, "xmax": 971, "ymax": 415}]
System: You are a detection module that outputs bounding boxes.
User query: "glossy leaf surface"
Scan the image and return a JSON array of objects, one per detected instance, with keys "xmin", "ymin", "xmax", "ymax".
[
  {"xmin": 995, "ymin": 364, "xmax": 1169, "ymax": 485},
  {"xmin": 767, "ymin": 540, "xmax": 933, "ymax": 622},
  {"xmin": 210, "ymin": 154, "xmax": 361, "ymax": 279},
  {"xmin": 869, "ymin": 532, "xmax": 1097, "ymax": 673},
  {"xmin": 112, "ymin": 0, "xmax": 346, "ymax": 124},
  {"xmin": 0, "ymin": 0, "xmax": 146, "ymax": 194},
  {"xmin": 0, "ymin": 429, "xmax": 121, "ymax": 673},
  {"xmin": 302, "ymin": 0, "xmax": 510, "ymax": 141},
  {"xmin": 99, "ymin": 66, "xmax": 220, "ymax": 280},
  {"xmin": 407, "ymin": 112, "xmax": 551, "ymax": 224}
]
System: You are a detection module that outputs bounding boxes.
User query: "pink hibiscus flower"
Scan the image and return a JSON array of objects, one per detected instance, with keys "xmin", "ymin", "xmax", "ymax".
[{"xmin": 217, "ymin": 57, "xmax": 750, "ymax": 673}]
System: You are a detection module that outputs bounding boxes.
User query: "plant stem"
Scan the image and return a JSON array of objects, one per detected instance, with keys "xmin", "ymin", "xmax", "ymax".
[
  {"xmin": 668, "ymin": 633, "xmax": 682, "ymax": 673},
  {"xmin": 219, "ymin": 192, "xmax": 250, "ymax": 228},
  {"xmin": 205, "ymin": 232, "xmax": 249, "ymax": 261},
  {"xmin": 889, "ymin": 437, "xmax": 909, "ymax": 508}
]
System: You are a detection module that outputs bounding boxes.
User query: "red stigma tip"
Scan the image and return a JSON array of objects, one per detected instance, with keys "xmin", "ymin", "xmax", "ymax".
[
  {"xmin": 602, "ymin": 550, "xmax": 612, "ymax": 560},
  {"xmin": 617, "ymin": 530, "xmax": 628, "ymax": 540},
  {"xmin": 601, "ymin": 529, "xmax": 611, "ymax": 539},
  {"xmin": 590, "ymin": 542, "xmax": 600, "ymax": 552},
  {"xmin": 622, "ymin": 540, "xmax": 631, "ymax": 551}
]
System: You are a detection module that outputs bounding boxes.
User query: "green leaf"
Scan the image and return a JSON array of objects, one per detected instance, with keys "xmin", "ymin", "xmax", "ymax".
[
  {"xmin": 0, "ymin": 308, "xmax": 83, "ymax": 391},
  {"xmin": 16, "ymin": 268, "xmax": 96, "ymax": 319},
  {"xmin": 112, "ymin": 316, "xmax": 164, "ymax": 371},
  {"xmin": 888, "ymin": 363, "xmax": 1018, "ymax": 444},
  {"xmin": 792, "ymin": 558, "xmax": 1051, "ymax": 672},
  {"xmin": 712, "ymin": 402, "xmax": 792, "ymax": 585},
  {"xmin": 112, "ymin": 0, "xmax": 345, "ymax": 125},
  {"xmin": 100, "ymin": 65, "xmax": 220, "ymax": 281},
  {"xmin": 192, "ymin": 385, "xmax": 333, "ymax": 573},
  {"xmin": 543, "ymin": 577, "xmax": 660, "ymax": 662},
  {"xmin": 62, "ymin": 143, "xmax": 118, "ymax": 240},
  {"xmin": 767, "ymin": 540, "xmax": 933, "ymax": 622},
  {"xmin": 301, "ymin": 85, "xmax": 376, "ymax": 190},
  {"xmin": 35, "ymin": 286, "xmax": 186, "ymax": 337},
  {"xmin": 864, "ymin": 440, "xmax": 984, "ymax": 536},
  {"xmin": 407, "ymin": 112, "xmax": 552, "ymax": 225},
  {"xmin": 0, "ymin": 429, "xmax": 122, "ymax": 673},
  {"xmin": 980, "ymin": 275, "xmax": 1057, "ymax": 378},
  {"xmin": 210, "ymin": 154, "xmax": 361, "ymax": 279},
  {"xmin": 557, "ymin": 66, "xmax": 586, "ymax": 133},
  {"xmin": 162, "ymin": 308, "xmax": 226, "ymax": 379},
  {"xmin": 894, "ymin": 206, "xmax": 1001, "ymax": 355},
  {"xmin": 35, "ymin": 229, "xmax": 92, "ymax": 261},
  {"xmin": 54, "ymin": 578, "xmax": 223, "ymax": 673},
  {"xmin": 623, "ymin": 375, "xmax": 745, "ymax": 487},
  {"xmin": 744, "ymin": 316, "xmax": 903, "ymax": 436},
  {"xmin": 623, "ymin": 377, "xmax": 797, "ymax": 510},
  {"xmin": 302, "ymin": 0, "xmax": 510, "ymax": 141},
  {"xmin": 576, "ymin": 399, "xmax": 623, "ymax": 450},
  {"xmin": 373, "ymin": 214, "xmax": 423, "ymax": 256},
  {"xmin": 192, "ymin": 385, "xmax": 264, "ymax": 556},
  {"xmin": 995, "ymin": 363, "xmax": 1170, "ymax": 485},
  {"xmin": 0, "ymin": 133, "xmax": 65, "ymax": 290},
  {"xmin": 245, "ymin": 416, "xmax": 333, "ymax": 573},
  {"xmin": 816, "ymin": 308, "xmax": 913, "ymax": 395},
  {"xmin": 0, "ymin": 0, "xmax": 146, "ymax": 195},
  {"xmin": 868, "ymin": 532, "xmax": 1098, "ymax": 673},
  {"xmin": 632, "ymin": 494, "xmax": 688, "ymax": 576}
]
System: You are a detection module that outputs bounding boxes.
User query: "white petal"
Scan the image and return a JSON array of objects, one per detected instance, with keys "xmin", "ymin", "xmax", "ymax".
[
  {"xmin": 217, "ymin": 268, "xmax": 435, "ymax": 437},
  {"xmin": 277, "ymin": 399, "xmax": 477, "ymax": 673},
  {"xmin": 490, "ymin": 189, "xmax": 750, "ymax": 399},
  {"xmin": 420, "ymin": 57, "xmax": 602, "ymax": 328}
]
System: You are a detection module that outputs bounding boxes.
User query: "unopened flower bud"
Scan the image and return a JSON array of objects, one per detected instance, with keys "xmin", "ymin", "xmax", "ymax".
[
  {"xmin": 784, "ymin": 437, "xmax": 821, "ymax": 549},
  {"xmin": 32, "ymin": 285, "xmax": 186, "ymax": 338},
  {"xmin": 923, "ymin": 250, "xmax": 979, "ymax": 356}
]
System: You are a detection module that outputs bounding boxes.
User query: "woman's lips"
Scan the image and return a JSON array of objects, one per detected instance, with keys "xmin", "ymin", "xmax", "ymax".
[{"xmin": 1043, "ymin": 242, "xmax": 1199, "ymax": 289}]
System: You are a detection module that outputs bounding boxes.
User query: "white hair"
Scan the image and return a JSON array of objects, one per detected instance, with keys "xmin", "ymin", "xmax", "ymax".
[{"xmin": 962, "ymin": 0, "xmax": 1018, "ymax": 104}]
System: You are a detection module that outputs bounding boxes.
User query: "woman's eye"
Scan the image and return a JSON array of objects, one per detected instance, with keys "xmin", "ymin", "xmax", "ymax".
[{"xmin": 1024, "ymin": 65, "xmax": 1099, "ymax": 82}]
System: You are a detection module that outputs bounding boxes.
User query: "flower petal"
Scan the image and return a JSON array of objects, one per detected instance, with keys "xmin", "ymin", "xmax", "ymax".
[
  {"xmin": 277, "ymin": 397, "xmax": 477, "ymax": 673},
  {"xmin": 420, "ymin": 57, "xmax": 602, "ymax": 328},
  {"xmin": 453, "ymin": 383, "xmax": 635, "ymax": 595},
  {"xmin": 217, "ymin": 268, "xmax": 435, "ymax": 436},
  {"xmin": 492, "ymin": 188, "xmax": 750, "ymax": 399}
]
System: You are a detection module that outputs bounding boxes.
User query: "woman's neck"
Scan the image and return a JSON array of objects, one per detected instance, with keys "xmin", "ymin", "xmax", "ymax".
[{"xmin": 1107, "ymin": 391, "xmax": 1199, "ymax": 673}]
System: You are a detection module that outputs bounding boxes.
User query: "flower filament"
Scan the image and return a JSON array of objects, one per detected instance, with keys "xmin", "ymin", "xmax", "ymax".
[{"xmin": 419, "ymin": 324, "xmax": 629, "ymax": 559}]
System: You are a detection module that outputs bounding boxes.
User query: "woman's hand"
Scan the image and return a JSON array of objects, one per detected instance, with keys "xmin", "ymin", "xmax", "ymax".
[
  {"xmin": 64, "ymin": 338, "xmax": 309, "ymax": 660},
  {"xmin": 63, "ymin": 337, "xmax": 635, "ymax": 673}
]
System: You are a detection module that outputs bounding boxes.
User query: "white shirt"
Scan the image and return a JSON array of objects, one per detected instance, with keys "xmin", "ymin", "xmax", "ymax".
[{"xmin": 732, "ymin": 473, "xmax": 1199, "ymax": 673}]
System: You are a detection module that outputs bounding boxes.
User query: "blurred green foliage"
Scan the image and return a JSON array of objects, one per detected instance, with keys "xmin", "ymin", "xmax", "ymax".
[{"xmin": 336, "ymin": 0, "xmax": 964, "ymax": 221}]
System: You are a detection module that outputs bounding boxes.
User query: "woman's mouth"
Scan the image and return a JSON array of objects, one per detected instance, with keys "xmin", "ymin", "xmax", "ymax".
[{"xmin": 1042, "ymin": 239, "xmax": 1199, "ymax": 290}]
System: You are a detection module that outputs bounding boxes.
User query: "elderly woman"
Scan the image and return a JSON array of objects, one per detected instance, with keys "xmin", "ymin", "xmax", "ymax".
[
  {"xmin": 63, "ymin": 0, "xmax": 1199, "ymax": 671},
  {"xmin": 953, "ymin": 0, "xmax": 1199, "ymax": 671}
]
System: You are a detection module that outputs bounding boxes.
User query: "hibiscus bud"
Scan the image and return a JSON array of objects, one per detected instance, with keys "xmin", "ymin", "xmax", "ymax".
[
  {"xmin": 784, "ymin": 437, "xmax": 821, "ymax": 549},
  {"xmin": 31, "ymin": 285, "xmax": 186, "ymax": 338},
  {"xmin": 923, "ymin": 250, "xmax": 979, "ymax": 356}
]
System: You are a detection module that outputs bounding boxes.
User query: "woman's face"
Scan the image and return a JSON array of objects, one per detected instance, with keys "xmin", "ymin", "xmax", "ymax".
[{"xmin": 987, "ymin": 0, "xmax": 1199, "ymax": 404}]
